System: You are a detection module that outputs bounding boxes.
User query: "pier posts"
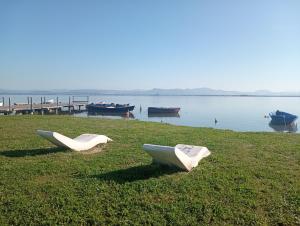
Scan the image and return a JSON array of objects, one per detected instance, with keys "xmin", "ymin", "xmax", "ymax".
[
  {"xmin": 43, "ymin": 97, "xmax": 46, "ymax": 104},
  {"xmin": 0, "ymin": 96, "xmax": 88, "ymax": 116},
  {"xmin": 41, "ymin": 97, "xmax": 44, "ymax": 115},
  {"xmin": 8, "ymin": 97, "xmax": 11, "ymax": 112},
  {"xmin": 2, "ymin": 97, "xmax": 4, "ymax": 106},
  {"xmin": 69, "ymin": 96, "xmax": 71, "ymax": 114},
  {"xmin": 56, "ymin": 97, "xmax": 59, "ymax": 114},
  {"xmin": 30, "ymin": 97, "xmax": 33, "ymax": 114}
]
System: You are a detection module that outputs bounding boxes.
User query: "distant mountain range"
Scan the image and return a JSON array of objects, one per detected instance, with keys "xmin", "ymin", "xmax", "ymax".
[{"xmin": 0, "ymin": 88, "xmax": 300, "ymax": 96}]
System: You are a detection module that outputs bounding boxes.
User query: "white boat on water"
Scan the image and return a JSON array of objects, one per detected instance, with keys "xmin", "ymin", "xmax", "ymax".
[
  {"xmin": 46, "ymin": 99, "xmax": 55, "ymax": 104},
  {"xmin": 0, "ymin": 102, "xmax": 3, "ymax": 107}
]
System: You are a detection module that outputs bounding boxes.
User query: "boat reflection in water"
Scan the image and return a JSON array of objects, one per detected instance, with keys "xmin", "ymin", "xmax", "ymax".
[
  {"xmin": 148, "ymin": 112, "xmax": 180, "ymax": 118},
  {"xmin": 269, "ymin": 121, "xmax": 298, "ymax": 133},
  {"xmin": 88, "ymin": 111, "xmax": 135, "ymax": 119}
]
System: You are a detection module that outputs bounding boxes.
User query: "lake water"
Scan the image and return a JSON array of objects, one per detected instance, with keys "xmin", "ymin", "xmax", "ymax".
[{"xmin": 2, "ymin": 95, "xmax": 300, "ymax": 133}]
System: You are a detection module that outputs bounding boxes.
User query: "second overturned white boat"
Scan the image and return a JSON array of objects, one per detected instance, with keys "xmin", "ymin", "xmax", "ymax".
[{"xmin": 143, "ymin": 144, "xmax": 211, "ymax": 171}]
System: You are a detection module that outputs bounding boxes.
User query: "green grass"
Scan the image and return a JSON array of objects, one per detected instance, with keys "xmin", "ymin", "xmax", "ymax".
[{"xmin": 0, "ymin": 116, "xmax": 299, "ymax": 225}]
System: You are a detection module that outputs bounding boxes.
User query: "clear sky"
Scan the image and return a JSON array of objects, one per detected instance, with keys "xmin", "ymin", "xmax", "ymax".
[{"xmin": 0, "ymin": 0, "xmax": 300, "ymax": 91}]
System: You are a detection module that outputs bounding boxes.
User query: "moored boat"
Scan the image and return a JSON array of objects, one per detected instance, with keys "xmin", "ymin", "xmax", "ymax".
[
  {"xmin": 148, "ymin": 107, "xmax": 180, "ymax": 114},
  {"xmin": 269, "ymin": 110, "xmax": 298, "ymax": 125},
  {"xmin": 87, "ymin": 102, "xmax": 135, "ymax": 113}
]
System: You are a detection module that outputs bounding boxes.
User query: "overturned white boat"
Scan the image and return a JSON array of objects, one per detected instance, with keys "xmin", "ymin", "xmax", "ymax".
[
  {"xmin": 45, "ymin": 99, "xmax": 55, "ymax": 104},
  {"xmin": 37, "ymin": 130, "xmax": 112, "ymax": 151},
  {"xmin": 143, "ymin": 144, "xmax": 211, "ymax": 171}
]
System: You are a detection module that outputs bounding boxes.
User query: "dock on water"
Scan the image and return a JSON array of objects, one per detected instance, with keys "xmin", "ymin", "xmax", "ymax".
[{"xmin": 0, "ymin": 96, "xmax": 89, "ymax": 115}]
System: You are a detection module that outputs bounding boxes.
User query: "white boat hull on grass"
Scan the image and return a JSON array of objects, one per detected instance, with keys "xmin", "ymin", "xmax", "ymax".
[
  {"xmin": 143, "ymin": 144, "xmax": 211, "ymax": 171},
  {"xmin": 37, "ymin": 130, "xmax": 112, "ymax": 151}
]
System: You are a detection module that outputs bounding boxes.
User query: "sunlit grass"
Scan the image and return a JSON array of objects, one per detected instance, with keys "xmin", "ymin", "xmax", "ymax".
[{"xmin": 0, "ymin": 115, "xmax": 299, "ymax": 225}]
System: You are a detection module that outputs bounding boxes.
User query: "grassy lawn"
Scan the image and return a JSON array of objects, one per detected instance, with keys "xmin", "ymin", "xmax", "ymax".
[{"xmin": 0, "ymin": 116, "xmax": 299, "ymax": 225}]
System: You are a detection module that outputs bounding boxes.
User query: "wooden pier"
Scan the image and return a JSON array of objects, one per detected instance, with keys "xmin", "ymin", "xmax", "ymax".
[{"xmin": 0, "ymin": 96, "xmax": 89, "ymax": 115}]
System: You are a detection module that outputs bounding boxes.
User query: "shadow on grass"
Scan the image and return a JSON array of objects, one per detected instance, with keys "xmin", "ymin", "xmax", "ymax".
[
  {"xmin": 89, "ymin": 164, "xmax": 181, "ymax": 183},
  {"xmin": 0, "ymin": 147, "xmax": 67, "ymax": 157}
]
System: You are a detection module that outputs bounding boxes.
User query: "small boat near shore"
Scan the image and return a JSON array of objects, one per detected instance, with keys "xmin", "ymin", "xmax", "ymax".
[
  {"xmin": 269, "ymin": 110, "xmax": 298, "ymax": 125},
  {"xmin": 148, "ymin": 107, "xmax": 180, "ymax": 114},
  {"xmin": 87, "ymin": 102, "xmax": 135, "ymax": 114}
]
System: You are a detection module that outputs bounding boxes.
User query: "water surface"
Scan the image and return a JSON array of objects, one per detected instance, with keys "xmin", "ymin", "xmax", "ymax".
[{"xmin": 2, "ymin": 95, "xmax": 299, "ymax": 133}]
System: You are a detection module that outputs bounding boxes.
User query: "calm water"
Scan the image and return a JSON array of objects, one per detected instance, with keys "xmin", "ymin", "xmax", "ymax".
[{"xmin": 2, "ymin": 95, "xmax": 300, "ymax": 133}]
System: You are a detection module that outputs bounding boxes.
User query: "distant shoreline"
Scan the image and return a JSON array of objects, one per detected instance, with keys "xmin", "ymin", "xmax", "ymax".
[
  {"xmin": 1, "ymin": 88, "xmax": 300, "ymax": 97},
  {"xmin": 1, "ymin": 93, "xmax": 300, "ymax": 97}
]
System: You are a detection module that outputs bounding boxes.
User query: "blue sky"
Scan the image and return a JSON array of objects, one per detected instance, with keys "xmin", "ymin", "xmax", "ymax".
[{"xmin": 1, "ymin": 0, "xmax": 299, "ymax": 91}]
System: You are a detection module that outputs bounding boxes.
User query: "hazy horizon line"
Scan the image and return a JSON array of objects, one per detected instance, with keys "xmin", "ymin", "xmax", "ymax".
[{"xmin": 1, "ymin": 87, "xmax": 300, "ymax": 93}]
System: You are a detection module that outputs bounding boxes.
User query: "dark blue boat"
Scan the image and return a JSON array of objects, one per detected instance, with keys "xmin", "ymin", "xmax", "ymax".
[
  {"xmin": 269, "ymin": 110, "xmax": 298, "ymax": 125},
  {"xmin": 87, "ymin": 103, "xmax": 135, "ymax": 114}
]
